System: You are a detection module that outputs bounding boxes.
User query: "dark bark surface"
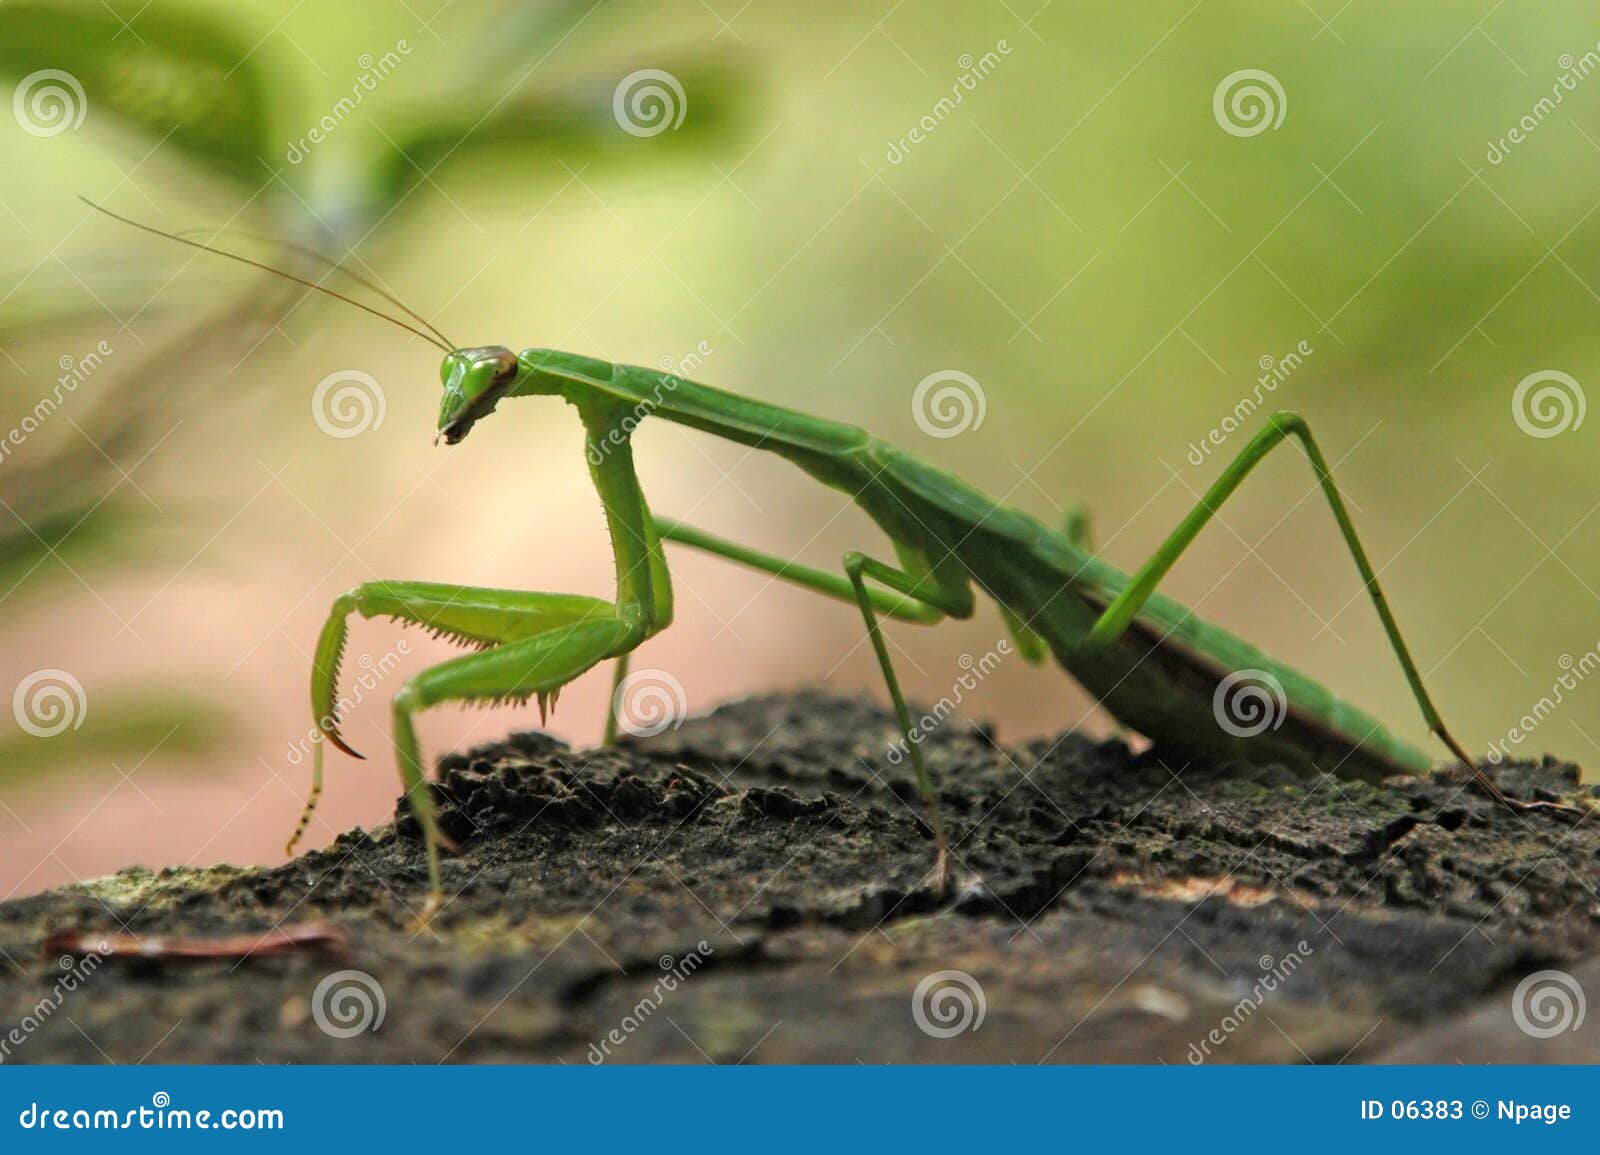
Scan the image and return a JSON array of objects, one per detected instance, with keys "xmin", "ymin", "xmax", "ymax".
[{"xmin": 2, "ymin": 690, "xmax": 1597, "ymax": 1064}]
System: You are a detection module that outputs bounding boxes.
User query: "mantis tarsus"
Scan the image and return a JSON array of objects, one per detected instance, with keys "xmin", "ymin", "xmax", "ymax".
[{"xmin": 89, "ymin": 200, "xmax": 1584, "ymax": 919}]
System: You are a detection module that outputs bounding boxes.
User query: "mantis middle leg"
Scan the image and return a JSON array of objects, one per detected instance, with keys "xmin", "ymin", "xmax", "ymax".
[{"xmin": 654, "ymin": 518, "xmax": 975, "ymax": 890}]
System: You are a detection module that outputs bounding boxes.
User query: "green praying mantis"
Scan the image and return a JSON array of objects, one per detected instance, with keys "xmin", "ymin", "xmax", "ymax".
[{"xmin": 89, "ymin": 200, "xmax": 1584, "ymax": 918}]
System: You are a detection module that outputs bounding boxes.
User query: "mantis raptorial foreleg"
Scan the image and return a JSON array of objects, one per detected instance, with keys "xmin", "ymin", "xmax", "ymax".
[
  {"xmin": 603, "ymin": 649, "xmax": 631, "ymax": 746},
  {"xmin": 297, "ymin": 411, "xmax": 671, "ymax": 915},
  {"xmin": 306, "ymin": 582, "xmax": 623, "ymax": 753},
  {"xmin": 294, "ymin": 583, "xmax": 644, "ymax": 901},
  {"xmin": 1084, "ymin": 411, "xmax": 1568, "ymax": 815},
  {"xmin": 290, "ymin": 581, "xmax": 622, "ymax": 847}
]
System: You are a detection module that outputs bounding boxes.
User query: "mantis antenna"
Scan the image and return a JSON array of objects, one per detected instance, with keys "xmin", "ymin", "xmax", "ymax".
[
  {"xmin": 173, "ymin": 226, "xmax": 456, "ymax": 351},
  {"xmin": 78, "ymin": 197, "xmax": 455, "ymax": 353}
]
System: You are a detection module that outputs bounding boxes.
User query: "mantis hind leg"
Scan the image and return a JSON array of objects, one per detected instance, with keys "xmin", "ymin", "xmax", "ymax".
[
  {"xmin": 1063, "ymin": 501, "xmax": 1093, "ymax": 550},
  {"xmin": 1087, "ymin": 410, "xmax": 1577, "ymax": 818}
]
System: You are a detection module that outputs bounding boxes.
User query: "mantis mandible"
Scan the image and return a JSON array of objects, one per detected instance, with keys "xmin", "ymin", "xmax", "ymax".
[{"xmin": 89, "ymin": 201, "xmax": 1582, "ymax": 918}]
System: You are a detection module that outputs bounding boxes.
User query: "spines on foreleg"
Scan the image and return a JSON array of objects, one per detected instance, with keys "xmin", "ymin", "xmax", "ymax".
[{"xmin": 311, "ymin": 591, "xmax": 363, "ymax": 758}]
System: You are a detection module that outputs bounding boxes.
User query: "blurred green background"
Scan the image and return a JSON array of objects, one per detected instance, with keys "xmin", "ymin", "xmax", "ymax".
[{"xmin": 2, "ymin": 0, "xmax": 1597, "ymax": 895}]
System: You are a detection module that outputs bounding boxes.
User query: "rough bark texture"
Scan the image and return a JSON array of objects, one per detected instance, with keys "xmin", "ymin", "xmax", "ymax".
[{"xmin": 2, "ymin": 690, "xmax": 1597, "ymax": 1064}]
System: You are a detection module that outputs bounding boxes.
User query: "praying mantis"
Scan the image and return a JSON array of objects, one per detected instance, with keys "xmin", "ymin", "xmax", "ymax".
[{"xmin": 88, "ymin": 200, "xmax": 1583, "ymax": 918}]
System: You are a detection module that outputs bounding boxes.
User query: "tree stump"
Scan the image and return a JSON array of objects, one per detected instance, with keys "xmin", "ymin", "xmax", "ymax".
[{"xmin": 2, "ymin": 691, "xmax": 1596, "ymax": 1063}]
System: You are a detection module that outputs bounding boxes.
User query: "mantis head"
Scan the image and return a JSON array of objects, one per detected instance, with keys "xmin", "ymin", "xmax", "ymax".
[{"xmin": 437, "ymin": 346, "xmax": 520, "ymax": 444}]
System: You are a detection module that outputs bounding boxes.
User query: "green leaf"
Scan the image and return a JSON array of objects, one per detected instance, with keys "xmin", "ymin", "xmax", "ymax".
[
  {"xmin": 0, "ymin": 1, "xmax": 276, "ymax": 184},
  {"xmin": 367, "ymin": 58, "xmax": 745, "ymax": 212},
  {"xmin": 0, "ymin": 692, "xmax": 233, "ymax": 790},
  {"xmin": 0, "ymin": 502, "xmax": 150, "ymax": 605}
]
